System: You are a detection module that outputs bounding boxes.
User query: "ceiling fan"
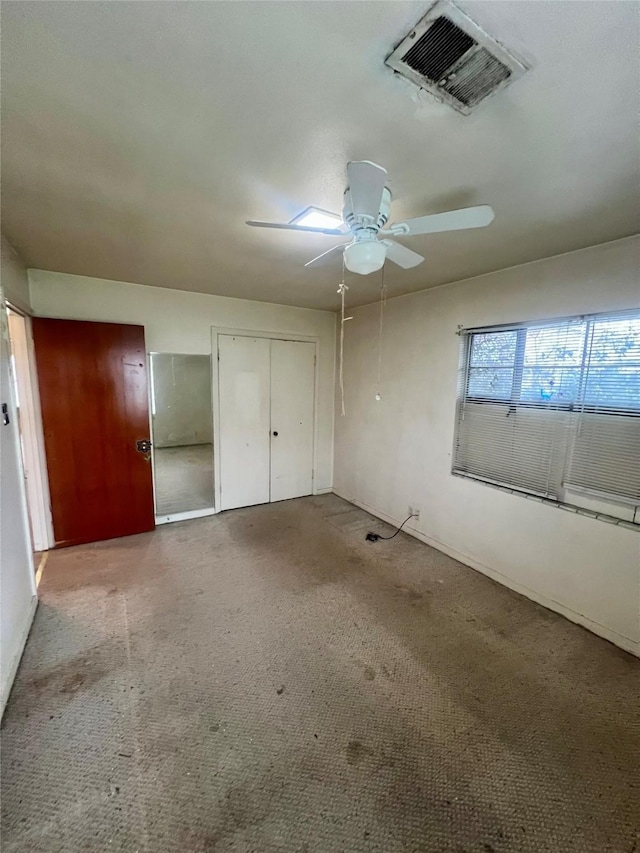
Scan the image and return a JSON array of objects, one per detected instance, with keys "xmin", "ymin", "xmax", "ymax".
[{"xmin": 246, "ymin": 161, "xmax": 495, "ymax": 276}]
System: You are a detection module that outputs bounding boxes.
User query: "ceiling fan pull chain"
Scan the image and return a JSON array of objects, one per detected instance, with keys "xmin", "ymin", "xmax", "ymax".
[
  {"xmin": 376, "ymin": 266, "xmax": 387, "ymax": 401},
  {"xmin": 337, "ymin": 260, "xmax": 351, "ymax": 417}
]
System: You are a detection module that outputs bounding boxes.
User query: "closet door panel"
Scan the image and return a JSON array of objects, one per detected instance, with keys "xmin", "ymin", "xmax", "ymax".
[
  {"xmin": 270, "ymin": 340, "xmax": 315, "ymax": 502},
  {"xmin": 218, "ymin": 335, "xmax": 270, "ymax": 510}
]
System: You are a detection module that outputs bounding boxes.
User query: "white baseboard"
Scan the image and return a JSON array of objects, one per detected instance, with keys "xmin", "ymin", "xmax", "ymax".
[
  {"xmin": 313, "ymin": 487, "xmax": 333, "ymax": 495},
  {"xmin": 332, "ymin": 489, "xmax": 639, "ymax": 658},
  {"xmin": 1, "ymin": 594, "xmax": 38, "ymax": 718},
  {"xmin": 155, "ymin": 507, "xmax": 217, "ymax": 525}
]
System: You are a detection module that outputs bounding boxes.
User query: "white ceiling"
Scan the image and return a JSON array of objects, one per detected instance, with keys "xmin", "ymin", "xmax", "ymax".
[{"xmin": 1, "ymin": 1, "xmax": 638, "ymax": 311}]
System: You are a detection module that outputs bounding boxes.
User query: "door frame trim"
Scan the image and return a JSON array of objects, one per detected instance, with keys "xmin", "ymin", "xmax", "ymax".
[
  {"xmin": 6, "ymin": 303, "xmax": 54, "ymax": 551},
  {"xmin": 211, "ymin": 327, "xmax": 320, "ymax": 513}
]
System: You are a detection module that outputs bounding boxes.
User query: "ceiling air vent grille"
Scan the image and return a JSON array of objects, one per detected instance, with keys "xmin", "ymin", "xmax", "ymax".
[{"xmin": 386, "ymin": 1, "xmax": 528, "ymax": 114}]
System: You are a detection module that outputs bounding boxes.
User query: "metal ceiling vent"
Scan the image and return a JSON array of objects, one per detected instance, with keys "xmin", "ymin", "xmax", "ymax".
[{"xmin": 385, "ymin": 1, "xmax": 528, "ymax": 114}]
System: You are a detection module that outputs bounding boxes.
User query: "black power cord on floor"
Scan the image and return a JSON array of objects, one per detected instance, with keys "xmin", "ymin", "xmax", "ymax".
[{"xmin": 366, "ymin": 514, "xmax": 417, "ymax": 542}]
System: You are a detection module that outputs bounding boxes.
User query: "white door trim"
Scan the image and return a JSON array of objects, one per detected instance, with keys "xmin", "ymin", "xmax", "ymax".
[
  {"xmin": 6, "ymin": 305, "xmax": 54, "ymax": 551},
  {"xmin": 155, "ymin": 507, "xmax": 217, "ymax": 525},
  {"xmin": 211, "ymin": 327, "xmax": 320, "ymax": 512}
]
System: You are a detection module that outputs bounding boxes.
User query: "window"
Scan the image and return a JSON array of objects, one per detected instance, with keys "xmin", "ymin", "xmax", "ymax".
[{"xmin": 453, "ymin": 310, "xmax": 640, "ymax": 523}]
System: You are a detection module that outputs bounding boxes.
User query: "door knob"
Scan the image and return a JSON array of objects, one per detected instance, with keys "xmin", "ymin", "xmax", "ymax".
[{"xmin": 272, "ymin": 431, "xmax": 278, "ymax": 437}]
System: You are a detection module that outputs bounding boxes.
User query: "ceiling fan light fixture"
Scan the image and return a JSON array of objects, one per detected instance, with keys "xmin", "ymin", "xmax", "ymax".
[
  {"xmin": 291, "ymin": 206, "xmax": 342, "ymax": 230},
  {"xmin": 344, "ymin": 239, "xmax": 386, "ymax": 275}
]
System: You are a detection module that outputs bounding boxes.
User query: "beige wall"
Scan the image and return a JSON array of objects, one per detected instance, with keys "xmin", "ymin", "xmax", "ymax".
[
  {"xmin": 29, "ymin": 270, "xmax": 336, "ymax": 492},
  {"xmin": 333, "ymin": 236, "xmax": 640, "ymax": 655},
  {"xmin": 1, "ymin": 234, "xmax": 31, "ymax": 313}
]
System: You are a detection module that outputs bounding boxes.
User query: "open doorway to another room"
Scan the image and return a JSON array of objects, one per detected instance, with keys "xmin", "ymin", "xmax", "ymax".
[
  {"xmin": 149, "ymin": 352, "xmax": 216, "ymax": 524},
  {"xmin": 6, "ymin": 306, "xmax": 53, "ymax": 578}
]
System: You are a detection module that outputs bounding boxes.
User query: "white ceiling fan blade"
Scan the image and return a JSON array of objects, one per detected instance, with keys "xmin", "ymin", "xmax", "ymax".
[
  {"xmin": 246, "ymin": 220, "xmax": 344, "ymax": 235},
  {"xmin": 392, "ymin": 205, "xmax": 495, "ymax": 236},
  {"xmin": 347, "ymin": 160, "xmax": 387, "ymax": 221},
  {"xmin": 304, "ymin": 244, "xmax": 346, "ymax": 268},
  {"xmin": 381, "ymin": 240, "xmax": 425, "ymax": 269}
]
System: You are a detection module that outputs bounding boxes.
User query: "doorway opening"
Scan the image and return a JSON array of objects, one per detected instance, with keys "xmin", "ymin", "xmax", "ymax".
[
  {"xmin": 149, "ymin": 352, "xmax": 216, "ymax": 525},
  {"xmin": 6, "ymin": 306, "xmax": 53, "ymax": 571}
]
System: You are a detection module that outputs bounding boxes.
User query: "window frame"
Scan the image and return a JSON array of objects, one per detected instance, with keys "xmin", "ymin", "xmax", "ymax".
[{"xmin": 462, "ymin": 312, "xmax": 640, "ymax": 417}]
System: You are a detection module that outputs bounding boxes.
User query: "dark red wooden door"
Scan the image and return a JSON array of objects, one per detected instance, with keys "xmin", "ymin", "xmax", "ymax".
[{"xmin": 32, "ymin": 318, "xmax": 155, "ymax": 547}]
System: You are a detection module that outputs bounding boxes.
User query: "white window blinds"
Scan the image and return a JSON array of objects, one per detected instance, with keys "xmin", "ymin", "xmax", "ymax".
[{"xmin": 453, "ymin": 310, "xmax": 640, "ymax": 520}]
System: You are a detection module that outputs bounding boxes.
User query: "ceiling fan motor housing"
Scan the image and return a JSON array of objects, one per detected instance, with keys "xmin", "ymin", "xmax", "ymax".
[
  {"xmin": 343, "ymin": 187, "xmax": 391, "ymax": 235},
  {"xmin": 344, "ymin": 239, "xmax": 387, "ymax": 275}
]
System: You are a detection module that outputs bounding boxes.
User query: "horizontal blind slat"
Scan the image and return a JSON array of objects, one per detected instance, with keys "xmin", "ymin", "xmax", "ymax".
[{"xmin": 453, "ymin": 310, "xmax": 640, "ymax": 517}]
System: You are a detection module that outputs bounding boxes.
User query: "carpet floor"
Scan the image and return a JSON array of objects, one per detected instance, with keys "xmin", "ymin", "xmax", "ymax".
[{"xmin": 1, "ymin": 494, "xmax": 638, "ymax": 852}]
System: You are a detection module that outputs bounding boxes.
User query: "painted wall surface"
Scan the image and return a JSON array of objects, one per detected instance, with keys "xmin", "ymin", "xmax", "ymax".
[
  {"xmin": 0, "ymin": 300, "xmax": 37, "ymax": 713},
  {"xmin": 151, "ymin": 353, "xmax": 213, "ymax": 448},
  {"xmin": 2, "ymin": 234, "xmax": 32, "ymax": 313},
  {"xmin": 29, "ymin": 270, "xmax": 336, "ymax": 491},
  {"xmin": 333, "ymin": 237, "xmax": 640, "ymax": 655}
]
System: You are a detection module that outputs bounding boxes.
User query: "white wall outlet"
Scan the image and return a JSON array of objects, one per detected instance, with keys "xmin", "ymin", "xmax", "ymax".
[{"xmin": 408, "ymin": 506, "xmax": 420, "ymax": 522}]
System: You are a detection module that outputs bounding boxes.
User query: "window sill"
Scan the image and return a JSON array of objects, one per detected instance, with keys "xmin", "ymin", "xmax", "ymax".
[
  {"xmin": 559, "ymin": 485, "xmax": 637, "ymax": 521},
  {"xmin": 452, "ymin": 470, "xmax": 639, "ymax": 531}
]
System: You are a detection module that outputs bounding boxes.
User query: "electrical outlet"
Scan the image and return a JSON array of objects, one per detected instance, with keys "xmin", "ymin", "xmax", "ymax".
[{"xmin": 408, "ymin": 505, "xmax": 420, "ymax": 522}]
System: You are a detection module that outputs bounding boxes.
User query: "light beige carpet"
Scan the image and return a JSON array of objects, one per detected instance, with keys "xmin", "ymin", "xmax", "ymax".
[{"xmin": 2, "ymin": 494, "xmax": 638, "ymax": 852}]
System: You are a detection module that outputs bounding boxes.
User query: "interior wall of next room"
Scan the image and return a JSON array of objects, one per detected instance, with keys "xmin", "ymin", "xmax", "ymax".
[
  {"xmin": 28, "ymin": 270, "xmax": 336, "ymax": 493},
  {"xmin": 151, "ymin": 354, "xmax": 212, "ymax": 448},
  {"xmin": 333, "ymin": 236, "xmax": 640, "ymax": 656}
]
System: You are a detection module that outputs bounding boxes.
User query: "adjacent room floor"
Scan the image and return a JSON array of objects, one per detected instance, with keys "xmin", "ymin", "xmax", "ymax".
[
  {"xmin": 2, "ymin": 495, "xmax": 638, "ymax": 852},
  {"xmin": 153, "ymin": 443, "xmax": 214, "ymax": 515}
]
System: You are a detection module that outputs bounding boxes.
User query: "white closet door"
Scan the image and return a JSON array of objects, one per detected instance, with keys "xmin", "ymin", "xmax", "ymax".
[
  {"xmin": 270, "ymin": 339, "xmax": 315, "ymax": 503},
  {"xmin": 218, "ymin": 335, "xmax": 271, "ymax": 510}
]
